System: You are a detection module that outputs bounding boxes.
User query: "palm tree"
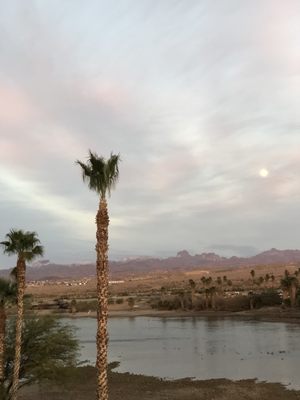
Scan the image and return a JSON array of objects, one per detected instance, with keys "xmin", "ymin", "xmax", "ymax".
[
  {"xmin": 177, "ymin": 290, "xmax": 185, "ymax": 310},
  {"xmin": 216, "ymin": 276, "xmax": 223, "ymax": 295},
  {"xmin": 204, "ymin": 288, "xmax": 210, "ymax": 309},
  {"xmin": 258, "ymin": 276, "xmax": 264, "ymax": 286},
  {"xmin": 160, "ymin": 286, "xmax": 166, "ymax": 298},
  {"xmin": 265, "ymin": 273, "xmax": 270, "ymax": 287},
  {"xmin": 281, "ymin": 275, "xmax": 298, "ymax": 307},
  {"xmin": 271, "ymin": 274, "xmax": 275, "ymax": 288},
  {"xmin": 188, "ymin": 279, "xmax": 196, "ymax": 309},
  {"xmin": 209, "ymin": 286, "xmax": 217, "ymax": 310},
  {"xmin": 250, "ymin": 269, "xmax": 255, "ymax": 284},
  {"xmin": 0, "ymin": 278, "xmax": 16, "ymax": 385},
  {"xmin": 200, "ymin": 277, "xmax": 214, "ymax": 309},
  {"xmin": 127, "ymin": 297, "xmax": 135, "ymax": 311},
  {"xmin": 1, "ymin": 230, "xmax": 43, "ymax": 400},
  {"xmin": 77, "ymin": 151, "xmax": 120, "ymax": 400}
]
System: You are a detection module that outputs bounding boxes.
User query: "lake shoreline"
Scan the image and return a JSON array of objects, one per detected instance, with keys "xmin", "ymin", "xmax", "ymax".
[
  {"xmin": 44, "ymin": 306, "xmax": 300, "ymax": 324},
  {"xmin": 21, "ymin": 366, "xmax": 300, "ymax": 399}
]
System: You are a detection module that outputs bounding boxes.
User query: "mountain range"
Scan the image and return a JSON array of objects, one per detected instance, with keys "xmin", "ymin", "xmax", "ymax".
[{"xmin": 1, "ymin": 248, "xmax": 300, "ymax": 281}]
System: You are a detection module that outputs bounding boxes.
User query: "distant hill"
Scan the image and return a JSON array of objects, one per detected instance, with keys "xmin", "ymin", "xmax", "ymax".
[{"xmin": 1, "ymin": 248, "xmax": 300, "ymax": 281}]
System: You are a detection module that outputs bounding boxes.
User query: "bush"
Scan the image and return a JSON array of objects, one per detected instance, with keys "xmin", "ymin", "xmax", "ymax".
[
  {"xmin": 216, "ymin": 295, "xmax": 250, "ymax": 311},
  {"xmin": 3, "ymin": 316, "xmax": 79, "ymax": 397},
  {"xmin": 74, "ymin": 300, "xmax": 97, "ymax": 312},
  {"xmin": 127, "ymin": 297, "xmax": 135, "ymax": 309},
  {"xmin": 194, "ymin": 297, "xmax": 207, "ymax": 310},
  {"xmin": 150, "ymin": 296, "xmax": 182, "ymax": 310},
  {"xmin": 253, "ymin": 290, "xmax": 282, "ymax": 308}
]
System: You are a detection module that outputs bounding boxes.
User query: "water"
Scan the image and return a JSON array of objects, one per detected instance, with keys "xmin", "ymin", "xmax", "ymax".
[{"xmin": 63, "ymin": 316, "xmax": 300, "ymax": 389}]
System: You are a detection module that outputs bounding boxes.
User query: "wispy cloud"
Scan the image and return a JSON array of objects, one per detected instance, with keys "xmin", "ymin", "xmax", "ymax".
[{"xmin": 1, "ymin": 1, "xmax": 300, "ymax": 265}]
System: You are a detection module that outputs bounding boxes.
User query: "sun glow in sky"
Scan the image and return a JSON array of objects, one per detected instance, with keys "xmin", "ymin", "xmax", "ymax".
[
  {"xmin": 259, "ymin": 169, "xmax": 269, "ymax": 178},
  {"xmin": 1, "ymin": 1, "xmax": 300, "ymax": 267}
]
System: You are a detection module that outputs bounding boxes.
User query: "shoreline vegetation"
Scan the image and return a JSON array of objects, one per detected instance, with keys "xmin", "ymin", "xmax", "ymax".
[
  {"xmin": 20, "ymin": 365, "xmax": 300, "ymax": 400},
  {"xmin": 29, "ymin": 306, "xmax": 300, "ymax": 324}
]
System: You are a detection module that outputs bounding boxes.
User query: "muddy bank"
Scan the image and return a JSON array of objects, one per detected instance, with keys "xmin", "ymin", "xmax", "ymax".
[{"xmin": 20, "ymin": 366, "xmax": 300, "ymax": 400}]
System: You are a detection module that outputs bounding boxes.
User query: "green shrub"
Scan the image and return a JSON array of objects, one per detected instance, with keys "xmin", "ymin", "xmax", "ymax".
[
  {"xmin": 150, "ymin": 296, "xmax": 181, "ymax": 310},
  {"xmin": 74, "ymin": 300, "xmax": 97, "ymax": 312},
  {"xmin": 194, "ymin": 297, "xmax": 207, "ymax": 310},
  {"xmin": 216, "ymin": 295, "xmax": 250, "ymax": 311},
  {"xmin": 127, "ymin": 297, "xmax": 135, "ymax": 309},
  {"xmin": 3, "ymin": 316, "xmax": 79, "ymax": 397},
  {"xmin": 253, "ymin": 290, "xmax": 282, "ymax": 308}
]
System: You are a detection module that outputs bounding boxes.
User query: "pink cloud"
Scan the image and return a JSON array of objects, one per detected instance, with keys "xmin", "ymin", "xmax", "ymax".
[
  {"xmin": 0, "ymin": 83, "xmax": 36, "ymax": 126},
  {"xmin": 82, "ymin": 79, "xmax": 131, "ymax": 112}
]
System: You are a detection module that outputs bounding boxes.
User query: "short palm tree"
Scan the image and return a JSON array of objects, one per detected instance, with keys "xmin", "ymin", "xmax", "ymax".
[
  {"xmin": 209, "ymin": 286, "xmax": 217, "ymax": 310},
  {"xmin": 188, "ymin": 279, "xmax": 196, "ymax": 309},
  {"xmin": 0, "ymin": 278, "xmax": 16, "ymax": 385},
  {"xmin": 216, "ymin": 276, "xmax": 223, "ymax": 295},
  {"xmin": 201, "ymin": 277, "xmax": 212, "ymax": 309},
  {"xmin": 1, "ymin": 230, "xmax": 43, "ymax": 400},
  {"xmin": 250, "ymin": 269, "xmax": 255, "ymax": 284},
  {"xmin": 77, "ymin": 150, "xmax": 120, "ymax": 400},
  {"xmin": 271, "ymin": 274, "xmax": 275, "ymax": 287},
  {"xmin": 281, "ymin": 275, "xmax": 298, "ymax": 307}
]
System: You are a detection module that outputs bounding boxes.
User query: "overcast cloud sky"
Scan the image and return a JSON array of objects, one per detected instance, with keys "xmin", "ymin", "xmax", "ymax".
[{"xmin": 1, "ymin": 0, "xmax": 300, "ymax": 267}]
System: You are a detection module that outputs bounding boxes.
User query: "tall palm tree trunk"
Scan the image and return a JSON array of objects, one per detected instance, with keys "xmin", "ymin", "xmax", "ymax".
[
  {"xmin": 0, "ymin": 305, "xmax": 6, "ymax": 383},
  {"xmin": 10, "ymin": 260, "xmax": 25, "ymax": 400},
  {"xmin": 96, "ymin": 198, "xmax": 109, "ymax": 400}
]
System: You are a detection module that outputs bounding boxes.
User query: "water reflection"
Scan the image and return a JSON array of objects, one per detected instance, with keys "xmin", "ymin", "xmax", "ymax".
[{"xmin": 64, "ymin": 317, "xmax": 300, "ymax": 389}]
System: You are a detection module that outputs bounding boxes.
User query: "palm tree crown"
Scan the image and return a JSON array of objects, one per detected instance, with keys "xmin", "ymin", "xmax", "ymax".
[
  {"xmin": 0, "ymin": 230, "xmax": 44, "ymax": 262},
  {"xmin": 281, "ymin": 275, "xmax": 298, "ymax": 289},
  {"xmin": 76, "ymin": 150, "xmax": 120, "ymax": 198}
]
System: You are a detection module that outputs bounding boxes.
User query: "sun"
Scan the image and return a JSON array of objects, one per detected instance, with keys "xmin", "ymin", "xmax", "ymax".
[{"xmin": 259, "ymin": 168, "xmax": 269, "ymax": 178}]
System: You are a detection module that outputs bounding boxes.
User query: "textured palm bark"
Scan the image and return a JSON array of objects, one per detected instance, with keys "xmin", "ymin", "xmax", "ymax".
[
  {"xmin": 0, "ymin": 305, "xmax": 6, "ymax": 383},
  {"xmin": 10, "ymin": 259, "xmax": 25, "ymax": 400},
  {"xmin": 96, "ymin": 198, "xmax": 109, "ymax": 400}
]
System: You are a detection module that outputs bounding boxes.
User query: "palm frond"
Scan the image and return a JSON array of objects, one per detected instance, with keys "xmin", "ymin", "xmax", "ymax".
[
  {"xmin": 1, "ymin": 229, "xmax": 44, "ymax": 262},
  {"xmin": 76, "ymin": 150, "xmax": 120, "ymax": 198},
  {"xmin": 106, "ymin": 153, "xmax": 120, "ymax": 196},
  {"xmin": 76, "ymin": 160, "xmax": 92, "ymax": 183},
  {"xmin": 281, "ymin": 275, "xmax": 298, "ymax": 289}
]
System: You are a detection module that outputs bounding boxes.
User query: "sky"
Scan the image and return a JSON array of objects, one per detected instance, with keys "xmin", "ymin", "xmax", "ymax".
[{"xmin": 1, "ymin": 1, "xmax": 300, "ymax": 267}]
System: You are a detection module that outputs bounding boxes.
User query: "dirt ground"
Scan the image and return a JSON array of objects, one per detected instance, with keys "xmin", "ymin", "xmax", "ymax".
[
  {"xmin": 20, "ymin": 366, "xmax": 300, "ymax": 400},
  {"xmin": 26, "ymin": 263, "xmax": 298, "ymax": 299}
]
